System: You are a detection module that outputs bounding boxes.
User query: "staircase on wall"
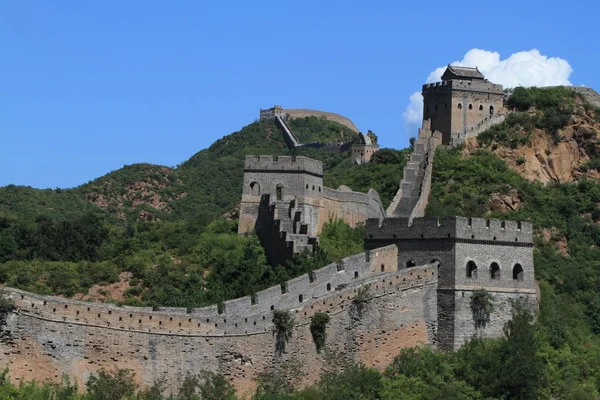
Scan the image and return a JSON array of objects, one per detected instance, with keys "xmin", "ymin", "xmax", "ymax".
[
  {"xmin": 260, "ymin": 197, "xmax": 318, "ymax": 265},
  {"xmin": 388, "ymin": 113, "xmax": 508, "ymax": 223},
  {"xmin": 275, "ymin": 115, "xmax": 302, "ymax": 148},
  {"xmin": 386, "ymin": 129, "xmax": 440, "ymax": 222},
  {"xmin": 450, "ymin": 113, "xmax": 507, "ymax": 146}
]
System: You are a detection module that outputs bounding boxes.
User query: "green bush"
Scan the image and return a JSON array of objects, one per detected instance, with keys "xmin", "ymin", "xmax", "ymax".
[{"xmin": 310, "ymin": 312, "xmax": 330, "ymax": 352}]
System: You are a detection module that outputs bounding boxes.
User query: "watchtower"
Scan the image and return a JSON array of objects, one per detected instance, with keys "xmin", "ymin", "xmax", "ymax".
[
  {"xmin": 422, "ymin": 66, "xmax": 504, "ymax": 145},
  {"xmin": 351, "ymin": 133, "xmax": 379, "ymax": 164},
  {"xmin": 365, "ymin": 216, "xmax": 537, "ymax": 351}
]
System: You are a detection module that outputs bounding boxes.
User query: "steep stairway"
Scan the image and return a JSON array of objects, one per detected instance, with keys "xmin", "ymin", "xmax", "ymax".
[
  {"xmin": 386, "ymin": 124, "xmax": 441, "ymax": 223},
  {"xmin": 271, "ymin": 200, "xmax": 317, "ymax": 256},
  {"xmin": 275, "ymin": 115, "xmax": 302, "ymax": 148}
]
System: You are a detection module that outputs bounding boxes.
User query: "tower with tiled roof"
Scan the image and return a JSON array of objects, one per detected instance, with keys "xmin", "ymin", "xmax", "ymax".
[{"xmin": 422, "ymin": 65, "xmax": 505, "ymax": 145}]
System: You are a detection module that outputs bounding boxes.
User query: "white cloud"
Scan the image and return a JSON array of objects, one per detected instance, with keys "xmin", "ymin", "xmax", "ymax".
[{"xmin": 403, "ymin": 49, "xmax": 573, "ymax": 125}]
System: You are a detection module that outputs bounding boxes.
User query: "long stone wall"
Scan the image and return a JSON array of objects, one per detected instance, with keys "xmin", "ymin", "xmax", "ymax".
[{"xmin": 0, "ymin": 248, "xmax": 438, "ymax": 396}]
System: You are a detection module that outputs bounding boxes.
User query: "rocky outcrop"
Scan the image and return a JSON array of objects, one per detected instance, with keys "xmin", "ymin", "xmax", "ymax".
[
  {"xmin": 463, "ymin": 101, "xmax": 600, "ymax": 184},
  {"xmin": 488, "ymin": 189, "xmax": 522, "ymax": 213}
]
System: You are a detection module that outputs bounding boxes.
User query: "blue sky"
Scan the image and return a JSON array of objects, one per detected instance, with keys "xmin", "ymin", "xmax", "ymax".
[{"xmin": 1, "ymin": 1, "xmax": 598, "ymax": 188}]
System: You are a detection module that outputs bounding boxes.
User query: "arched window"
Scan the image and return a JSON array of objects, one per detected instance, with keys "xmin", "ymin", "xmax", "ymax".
[
  {"xmin": 468, "ymin": 104, "xmax": 473, "ymax": 110},
  {"xmin": 298, "ymin": 294, "xmax": 303, "ymax": 303},
  {"xmin": 445, "ymin": 103, "xmax": 448, "ymax": 110},
  {"xmin": 406, "ymin": 260, "xmax": 416, "ymax": 268},
  {"xmin": 435, "ymin": 104, "xmax": 439, "ymax": 111},
  {"xmin": 276, "ymin": 184, "xmax": 284, "ymax": 201},
  {"xmin": 479, "ymin": 105, "xmax": 484, "ymax": 110},
  {"xmin": 513, "ymin": 264, "xmax": 524, "ymax": 281},
  {"xmin": 326, "ymin": 283, "xmax": 331, "ymax": 291},
  {"xmin": 306, "ymin": 184, "xmax": 309, "ymax": 189},
  {"xmin": 490, "ymin": 105, "xmax": 495, "ymax": 115},
  {"xmin": 250, "ymin": 182, "xmax": 260, "ymax": 196},
  {"xmin": 354, "ymin": 271, "xmax": 359, "ymax": 279},
  {"xmin": 381, "ymin": 264, "xmax": 385, "ymax": 272},
  {"xmin": 490, "ymin": 262, "xmax": 500, "ymax": 279},
  {"xmin": 466, "ymin": 261, "xmax": 477, "ymax": 278},
  {"xmin": 458, "ymin": 103, "xmax": 463, "ymax": 109}
]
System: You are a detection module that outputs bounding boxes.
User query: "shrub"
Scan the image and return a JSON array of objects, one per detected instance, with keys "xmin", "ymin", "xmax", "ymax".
[
  {"xmin": 310, "ymin": 312, "xmax": 331, "ymax": 352},
  {"xmin": 272, "ymin": 309, "xmax": 295, "ymax": 354},
  {"xmin": 470, "ymin": 289, "xmax": 494, "ymax": 329},
  {"xmin": 352, "ymin": 285, "xmax": 371, "ymax": 317}
]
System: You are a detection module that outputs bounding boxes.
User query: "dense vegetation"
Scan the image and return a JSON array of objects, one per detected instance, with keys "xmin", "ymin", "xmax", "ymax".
[
  {"xmin": 0, "ymin": 116, "xmax": 407, "ymax": 306},
  {"xmin": 0, "ymin": 214, "xmax": 364, "ymax": 307},
  {"xmin": 478, "ymin": 86, "xmax": 577, "ymax": 148}
]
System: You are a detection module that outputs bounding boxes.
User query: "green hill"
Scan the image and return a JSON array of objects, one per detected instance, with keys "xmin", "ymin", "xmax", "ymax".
[{"xmin": 0, "ymin": 115, "xmax": 406, "ymax": 306}]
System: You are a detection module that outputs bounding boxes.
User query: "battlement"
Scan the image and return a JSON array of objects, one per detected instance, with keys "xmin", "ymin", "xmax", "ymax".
[
  {"xmin": 1, "ymin": 245, "xmax": 434, "ymax": 339},
  {"xmin": 366, "ymin": 216, "xmax": 533, "ymax": 244},
  {"xmin": 259, "ymin": 105, "xmax": 286, "ymax": 120},
  {"xmin": 422, "ymin": 79, "xmax": 503, "ymax": 95},
  {"xmin": 244, "ymin": 155, "xmax": 323, "ymax": 176}
]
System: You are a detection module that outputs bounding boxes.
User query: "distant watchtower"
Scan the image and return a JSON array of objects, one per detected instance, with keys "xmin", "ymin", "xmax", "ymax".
[
  {"xmin": 422, "ymin": 66, "xmax": 504, "ymax": 145},
  {"xmin": 351, "ymin": 133, "xmax": 379, "ymax": 164}
]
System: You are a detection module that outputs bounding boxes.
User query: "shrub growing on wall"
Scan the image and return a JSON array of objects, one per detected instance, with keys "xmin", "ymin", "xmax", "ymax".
[
  {"xmin": 272, "ymin": 309, "xmax": 295, "ymax": 354},
  {"xmin": 310, "ymin": 312, "xmax": 331, "ymax": 353},
  {"xmin": 470, "ymin": 289, "xmax": 494, "ymax": 329},
  {"xmin": 351, "ymin": 285, "xmax": 372, "ymax": 318}
]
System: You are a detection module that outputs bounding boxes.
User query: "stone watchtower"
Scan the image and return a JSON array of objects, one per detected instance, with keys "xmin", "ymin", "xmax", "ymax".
[
  {"xmin": 422, "ymin": 66, "xmax": 505, "ymax": 145},
  {"xmin": 351, "ymin": 133, "xmax": 379, "ymax": 164},
  {"xmin": 238, "ymin": 156, "xmax": 324, "ymax": 266},
  {"xmin": 365, "ymin": 216, "xmax": 537, "ymax": 351}
]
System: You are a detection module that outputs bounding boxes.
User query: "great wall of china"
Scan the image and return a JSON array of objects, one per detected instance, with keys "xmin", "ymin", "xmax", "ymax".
[{"xmin": 0, "ymin": 66, "xmax": 540, "ymax": 394}]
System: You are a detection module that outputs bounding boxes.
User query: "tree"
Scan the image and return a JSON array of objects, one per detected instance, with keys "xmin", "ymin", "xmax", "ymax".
[
  {"xmin": 272, "ymin": 310, "xmax": 295, "ymax": 354},
  {"xmin": 86, "ymin": 368, "xmax": 138, "ymax": 400},
  {"xmin": 309, "ymin": 312, "xmax": 330, "ymax": 353}
]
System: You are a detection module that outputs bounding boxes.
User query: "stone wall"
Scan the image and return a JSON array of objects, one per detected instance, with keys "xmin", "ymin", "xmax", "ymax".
[
  {"xmin": 258, "ymin": 106, "xmax": 359, "ymax": 133},
  {"xmin": 320, "ymin": 187, "xmax": 385, "ymax": 232},
  {"xmin": 283, "ymin": 109, "xmax": 359, "ymax": 132},
  {"xmin": 0, "ymin": 247, "xmax": 439, "ymax": 395}
]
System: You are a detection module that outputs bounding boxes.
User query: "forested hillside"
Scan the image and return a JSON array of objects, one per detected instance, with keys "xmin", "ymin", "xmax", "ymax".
[{"xmin": 0, "ymin": 115, "xmax": 406, "ymax": 307}]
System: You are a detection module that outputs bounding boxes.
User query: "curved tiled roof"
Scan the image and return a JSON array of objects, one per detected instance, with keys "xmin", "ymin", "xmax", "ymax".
[{"xmin": 442, "ymin": 65, "xmax": 484, "ymax": 80}]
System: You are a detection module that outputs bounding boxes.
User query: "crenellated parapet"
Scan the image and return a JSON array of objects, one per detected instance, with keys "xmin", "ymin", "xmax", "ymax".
[
  {"xmin": 243, "ymin": 155, "xmax": 323, "ymax": 177},
  {"xmin": 366, "ymin": 216, "xmax": 533, "ymax": 244},
  {"xmin": 0, "ymin": 245, "xmax": 428, "ymax": 339},
  {"xmin": 422, "ymin": 79, "xmax": 503, "ymax": 95}
]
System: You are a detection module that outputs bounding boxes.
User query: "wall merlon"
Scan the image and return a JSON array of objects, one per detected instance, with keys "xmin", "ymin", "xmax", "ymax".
[
  {"xmin": 190, "ymin": 305, "xmax": 219, "ymax": 318},
  {"xmin": 455, "ymin": 217, "xmax": 533, "ymax": 243},
  {"xmin": 254, "ymin": 286, "xmax": 283, "ymax": 312},
  {"xmin": 156, "ymin": 307, "xmax": 189, "ymax": 314},
  {"xmin": 222, "ymin": 296, "xmax": 252, "ymax": 315}
]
